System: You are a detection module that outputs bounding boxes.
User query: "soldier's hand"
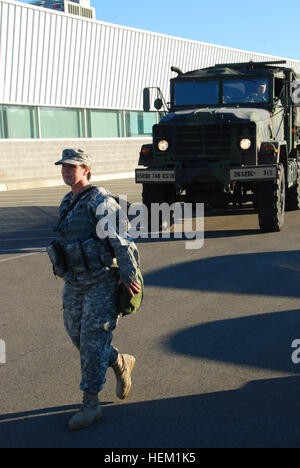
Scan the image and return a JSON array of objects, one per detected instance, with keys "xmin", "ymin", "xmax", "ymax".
[{"xmin": 121, "ymin": 280, "xmax": 141, "ymax": 297}]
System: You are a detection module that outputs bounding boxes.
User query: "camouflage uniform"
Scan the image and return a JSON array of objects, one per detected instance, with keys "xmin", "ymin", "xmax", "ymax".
[
  {"xmin": 246, "ymin": 93, "xmax": 268, "ymax": 102},
  {"xmin": 62, "ymin": 273, "xmax": 119, "ymax": 393},
  {"xmin": 52, "ymin": 186, "xmax": 139, "ymax": 394}
]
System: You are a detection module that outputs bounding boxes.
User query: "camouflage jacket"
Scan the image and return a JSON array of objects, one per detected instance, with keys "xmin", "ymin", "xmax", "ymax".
[{"xmin": 53, "ymin": 185, "xmax": 139, "ymax": 284}]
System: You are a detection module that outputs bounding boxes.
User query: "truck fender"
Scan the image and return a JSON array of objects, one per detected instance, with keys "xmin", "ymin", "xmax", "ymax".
[
  {"xmin": 259, "ymin": 141, "xmax": 287, "ymax": 166},
  {"xmin": 138, "ymin": 144, "xmax": 153, "ymax": 167}
]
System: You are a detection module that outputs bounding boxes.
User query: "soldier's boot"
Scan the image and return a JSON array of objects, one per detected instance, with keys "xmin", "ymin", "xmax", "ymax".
[
  {"xmin": 68, "ymin": 391, "xmax": 102, "ymax": 431},
  {"xmin": 111, "ymin": 353, "xmax": 136, "ymax": 400}
]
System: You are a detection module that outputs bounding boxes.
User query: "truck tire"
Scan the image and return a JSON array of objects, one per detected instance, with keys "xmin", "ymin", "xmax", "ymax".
[
  {"xmin": 142, "ymin": 184, "xmax": 176, "ymax": 232},
  {"xmin": 285, "ymin": 161, "xmax": 300, "ymax": 211},
  {"xmin": 256, "ymin": 164, "xmax": 285, "ymax": 232}
]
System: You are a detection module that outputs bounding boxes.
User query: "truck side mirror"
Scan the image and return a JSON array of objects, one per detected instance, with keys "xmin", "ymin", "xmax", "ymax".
[
  {"xmin": 154, "ymin": 98, "xmax": 163, "ymax": 110},
  {"xmin": 143, "ymin": 88, "xmax": 151, "ymax": 112}
]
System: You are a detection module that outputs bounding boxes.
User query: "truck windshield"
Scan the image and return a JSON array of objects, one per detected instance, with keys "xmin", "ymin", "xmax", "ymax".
[
  {"xmin": 223, "ymin": 78, "xmax": 270, "ymax": 104},
  {"xmin": 174, "ymin": 81, "xmax": 219, "ymax": 106}
]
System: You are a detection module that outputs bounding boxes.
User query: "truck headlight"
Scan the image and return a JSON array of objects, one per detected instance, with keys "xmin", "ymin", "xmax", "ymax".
[
  {"xmin": 158, "ymin": 140, "xmax": 169, "ymax": 152},
  {"xmin": 240, "ymin": 138, "xmax": 252, "ymax": 151}
]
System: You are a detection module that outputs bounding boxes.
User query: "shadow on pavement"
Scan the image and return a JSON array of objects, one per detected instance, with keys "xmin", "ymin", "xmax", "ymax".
[
  {"xmin": 204, "ymin": 228, "xmax": 260, "ymax": 238},
  {"xmin": 0, "ymin": 206, "xmax": 58, "ymax": 254},
  {"xmin": 0, "ymin": 376, "xmax": 300, "ymax": 448},
  {"xmin": 165, "ymin": 308, "xmax": 300, "ymax": 374},
  {"xmin": 205, "ymin": 206, "xmax": 256, "ymax": 217},
  {"xmin": 144, "ymin": 250, "xmax": 300, "ymax": 299},
  {"xmin": 0, "ymin": 203, "xmax": 261, "ymax": 257}
]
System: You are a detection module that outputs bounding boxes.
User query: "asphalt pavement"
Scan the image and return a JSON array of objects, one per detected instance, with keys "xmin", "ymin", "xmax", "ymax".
[{"xmin": 1, "ymin": 179, "xmax": 300, "ymax": 448}]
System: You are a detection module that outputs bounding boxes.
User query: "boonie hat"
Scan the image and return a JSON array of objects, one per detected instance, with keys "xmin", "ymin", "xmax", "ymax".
[{"xmin": 55, "ymin": 148, "xmax": 92, "ymax": 167}]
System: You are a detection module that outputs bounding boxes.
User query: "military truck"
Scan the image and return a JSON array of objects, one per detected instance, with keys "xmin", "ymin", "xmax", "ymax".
[{"xmin": 136, "ymin": 61, "xmax": 300, "ymax": 232}]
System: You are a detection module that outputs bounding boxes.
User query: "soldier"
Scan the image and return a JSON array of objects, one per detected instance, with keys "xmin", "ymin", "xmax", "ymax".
[
  {"xmin": 246, "ymin": 81, "xmax": 269, "ymax": 102},
  {"xmin": 48, "ymin": 148, "xmax": 141, "ymax": 431}
]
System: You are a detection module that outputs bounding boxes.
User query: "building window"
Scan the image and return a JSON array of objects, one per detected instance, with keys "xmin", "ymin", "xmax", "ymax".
[
  {"xmin": 81, "ymin": 7, "xmax": 93, "ymax": 18},
  {"xmin": 0, "ymin": 105, "xmax": 38, "ymax": 139},
  {"xmin": 86, "ymin": 109, "xmax": 124, "ymax": 138},
  {"xmin": 125, "ymin": 111, "xmax": 156, "ymax": 137},
  {"xmin": 67, "ymin": 4, "xmax": 80, "ymax": 14},
  {"xmin": 39, "ymin": 107, "xmax": 84, "ymax": 138},
  {"xmin": 0, "ymin": 109, "xmax": 4, "ymax": 139},
  {"xmin": 0, "ymin": 104, "xmax": 157, "ymax": 140}
]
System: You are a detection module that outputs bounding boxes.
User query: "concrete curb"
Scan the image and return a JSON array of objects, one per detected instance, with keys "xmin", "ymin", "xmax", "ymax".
[{"xmin": 0, "ymin": 172, "xmax": 135, "ymax": 191}]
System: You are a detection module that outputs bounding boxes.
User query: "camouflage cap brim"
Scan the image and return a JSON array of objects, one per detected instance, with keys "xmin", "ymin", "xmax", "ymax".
[
  {"xmin": 55, "ymin": 148, "xmax": 92, "ymax": 167},
  {"xmin": 55, "ymin": 158, "xmax": 84, "ymax": 166}
]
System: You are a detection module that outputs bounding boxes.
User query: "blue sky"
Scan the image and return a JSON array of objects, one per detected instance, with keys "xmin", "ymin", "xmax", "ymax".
[{"xmin": 16, "ymin": 0, "xmax": 300, "ymax": 60}]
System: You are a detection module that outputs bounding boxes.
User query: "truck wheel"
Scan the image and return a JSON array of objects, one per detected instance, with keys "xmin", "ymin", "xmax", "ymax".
[
  {"xmin": 142, "ymin": 184, "xmax": 176, "ymax": 232},
  {"xmin": 256, "ymin": 164, "xmax": 285, "ymax": 232},
  {"xmin": 285, "ymin": 162, "xmax": 300, "ymax": 211}
]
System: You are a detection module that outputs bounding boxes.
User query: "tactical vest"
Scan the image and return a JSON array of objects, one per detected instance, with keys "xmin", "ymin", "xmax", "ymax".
[{"xmin": 47, "ymin": 187, "xmax": 115, "ymax": 282}]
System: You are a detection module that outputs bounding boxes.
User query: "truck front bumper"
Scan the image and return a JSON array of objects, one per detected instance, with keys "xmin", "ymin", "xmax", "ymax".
[
  {"xmin": 136, "ymin": 165, "xmax": 278, "ymax": 185},
  {"xmin": 230, "ymin": 165, "xmax": 277, "ymax": 182}
]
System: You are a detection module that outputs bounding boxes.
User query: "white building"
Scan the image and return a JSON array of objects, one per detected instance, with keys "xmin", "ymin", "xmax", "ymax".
[
  {"xmin": 30, "ymin": 0, "xmax": 95, "ymax": 19},
  {"xmin": 0, "ymin": 0, "xmax": 300, "ymax": 190}
]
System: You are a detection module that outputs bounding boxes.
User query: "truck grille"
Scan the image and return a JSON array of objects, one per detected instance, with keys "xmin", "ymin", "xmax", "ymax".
[{"xmin": 175, "ymin": 124, "xmax": 232, "ymax": 156}]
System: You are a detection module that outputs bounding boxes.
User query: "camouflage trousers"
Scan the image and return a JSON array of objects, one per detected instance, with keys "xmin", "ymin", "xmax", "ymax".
[{"xmin": 62, "ymin": 273, "xmax": 119, "ymax": 394}]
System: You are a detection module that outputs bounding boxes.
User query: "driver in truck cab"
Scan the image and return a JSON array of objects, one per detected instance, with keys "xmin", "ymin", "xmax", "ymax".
[{"xmin": 246, "ymin": 81, "xmax": 269, "ymax": 102}]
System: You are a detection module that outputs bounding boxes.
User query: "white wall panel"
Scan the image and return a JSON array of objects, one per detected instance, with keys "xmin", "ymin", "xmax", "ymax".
[{"xmin": 1, "ymin": 0, "xmax": 300, "ymax": 110}]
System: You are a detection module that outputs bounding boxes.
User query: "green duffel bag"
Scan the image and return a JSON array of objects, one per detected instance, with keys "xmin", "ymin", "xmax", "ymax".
[{"xmin": 118, "ymin": 268, "xmax": 144, "ymax": 317}]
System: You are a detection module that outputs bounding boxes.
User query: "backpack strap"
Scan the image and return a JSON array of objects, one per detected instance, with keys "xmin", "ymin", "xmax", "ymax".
[{"xmin": 55, "ymin": 185, "xmax": 96, "ymax": 231}]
